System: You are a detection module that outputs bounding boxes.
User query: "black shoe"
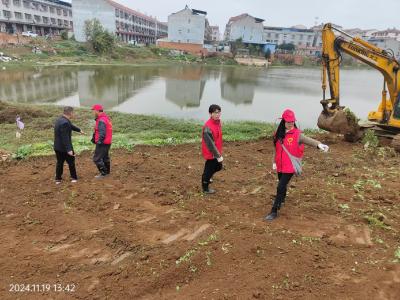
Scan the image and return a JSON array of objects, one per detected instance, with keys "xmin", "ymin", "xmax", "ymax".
[
  {"xmin": 264, "ymin": 211, "xmax": 278, "ymax": 221},
  {"xmin": 203, "ymin": 188, "xmax": 216, "ymax": 194},
  {"xmin": 95, "ymin": 173, "xmax": 108, "ymax": 179}
]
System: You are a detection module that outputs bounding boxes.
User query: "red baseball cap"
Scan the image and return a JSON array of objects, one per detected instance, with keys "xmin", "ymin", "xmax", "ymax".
[
  {"xmin": 281, "ymin": 109, "xmax": 296, "ymax": 122},
  {"xmin": 91, "ymin": 104, "xmax": 103, "ymax": 111}
]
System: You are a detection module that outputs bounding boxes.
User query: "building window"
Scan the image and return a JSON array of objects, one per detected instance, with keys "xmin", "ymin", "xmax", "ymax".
[
  {"xmin": 42, "ymin": 16, "xmax": 48, "ymax": 24},
  {"xmin": 58, "ymin": 19, "xmax": 62, "ymax": 26},
  {"xmin": 14, "ymin": 11, "xmax": 22, "ymax": 19},
  {"xmin": 50, "ymin": 6, "xmax": 54, "ymax": 13},
  {"xmin": 51, "ymin": 18, "xmax": 56, "ymax": 24},
  {"xmin": 3, "ymin": 10, "xmax": 12, "ymax": 18},
  {"xmin": 13, "ymin": 0, "xmax": 21, "ymax": 6},
  {"xmin": 23, "ymin": 0, "xmax": 29, "ymax": 8},
  {"xmin": 188, "ymin": 18, "xmax": 190, "ymax": 24},
  {"xmin": 275, "ymin": 33, "xmax": 279, "ymax": 38},
  {"xmin": 187, "ymin": 29, "xmax": 190, "ymax": 33},
  {"xmin": 63, "ymin": 10, "xmax": 67, "ymax": 16},
  {"xmin": 24, "ymin": 13, "xmax": 31, "ymax": 20},
  {"xmin": 57, "ymin": 8, "xmax": 61, "ymax": 15},
  {"xmin": 34, "ymin": 15, "xmax": 40, "ymax": 23},
  {"xmin": 68, "ymin": 10, "xmax": 72, "ymax": 17},
  {"xmin": 64, "ymin": 20, "xmax": 68, "ymax": 26}
]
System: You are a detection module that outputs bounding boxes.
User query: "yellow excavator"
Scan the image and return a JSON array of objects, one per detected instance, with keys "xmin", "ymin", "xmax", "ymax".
[{"xmin": 318, "ymin": 23, "xmax": 400, "ymax": 150}]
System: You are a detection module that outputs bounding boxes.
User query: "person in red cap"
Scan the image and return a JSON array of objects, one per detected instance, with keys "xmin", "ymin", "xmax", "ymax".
[
  {"xmin": 201, "ymin": 104, "xmax": 223, "ymax": 194},
  {"xmin": 91, "ymin": 104, "xmax": 113, "ymax": 178},
  {"xmin": 265, "ymin": 109, "xmax": 329, "ymax": 221}
]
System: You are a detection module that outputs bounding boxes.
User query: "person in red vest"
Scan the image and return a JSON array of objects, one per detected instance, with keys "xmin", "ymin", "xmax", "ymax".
[
  {"xmin": 265, "ymin": 109, "xmax": 330, "ymax": 221},
  {"xmin": 91, "ymin": 104, "xmax": 113, "ymax": 178},
  {"xmin": 201, "ymin": 104, "xmax": 223, "ymax": 194}
]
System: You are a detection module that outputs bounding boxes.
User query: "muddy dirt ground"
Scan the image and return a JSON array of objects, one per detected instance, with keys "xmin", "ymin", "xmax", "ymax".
[{"xmin": 0, "ymin": 135, "xmax": 399, "ymax": 299}]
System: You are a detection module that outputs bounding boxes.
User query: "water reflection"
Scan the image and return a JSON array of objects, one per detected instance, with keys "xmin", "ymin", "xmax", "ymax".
[
  {"xmin": 0, "ymin": 65, "xmax": 383, "ymax": 127},
  {"xmin": 0, "ymin": 67, "xmax": 77, "ymax": 103},
  {"xmin": 220, "ymin": 67, "xmax": 262, "ymax": 104},
  {"xmin": 0, "ymin": 65, "xmax": 263, "ymax": 109},
  {"xmin": 162, "ymin": 66, "xmax": 207, "ymax": 108},
  {"xmin": 79, "ymin": 66, "xmax": 159, "ymax": 108}
]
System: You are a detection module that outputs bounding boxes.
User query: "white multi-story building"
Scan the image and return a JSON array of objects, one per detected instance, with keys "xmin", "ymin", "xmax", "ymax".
[
  {"xmin": 0, "ymin": 0, "xmax": 73, "ymax": 35},
  {"xmin": 156, "ymin": 21, "xmax": 167, "ymax": 39},
  {"xmin": 72, "ymin": 0, "xmax": 166, "ymax": 44},
  {"xmin": 167, "ymin": 5, "xmax": 208, "ymax": 45},
  {"xmin": 345, "ymin": 28, "xmax": 377, "ymax": 40},
  {"xmin": 224, "ymin": 13, "xmax": 264, "ymax": 44},
  {"xmin": 210, "ymin": 25, "xmax": 220, "ymax": 42},
  {"xmin": 371, "ymin": 28, "xmax": 400, "ymax": 41},
  {"xmin": 264, "ymin": 26, "xmax": 315, "ymax": 47}
]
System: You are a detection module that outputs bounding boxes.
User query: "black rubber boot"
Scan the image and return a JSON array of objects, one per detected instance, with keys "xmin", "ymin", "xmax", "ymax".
[
  {"xmin": 265, "ymin": 208, "xmax": 278, "ymax": 221},
  {"xmin": 95, "ymin": 163, "xmax": 108, "ymax": 178},
  {"xmin": 202, "ymin": 181, "xmax": 215, "ymax": 194},
  {"xmin": 104, "ymin": 161, "xmax": 111, "ymax": 175}
]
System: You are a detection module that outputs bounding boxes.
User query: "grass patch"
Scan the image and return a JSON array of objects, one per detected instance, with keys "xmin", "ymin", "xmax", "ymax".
[
  {"xmin": 0, "ymin": 102, "xmax": 278, "ymax": 158},
  {"xmin": 364, "ymin": 213, "xmax": 391, "ymax": 230}
]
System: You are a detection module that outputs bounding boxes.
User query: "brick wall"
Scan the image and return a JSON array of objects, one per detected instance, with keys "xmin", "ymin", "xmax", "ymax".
[
  {"xmin": 157, "ymin": 41, "xmax": 208, "ymax": 56},
  {"xmin": 0, "ymin": 33, "xmax": 30, "ymax": 46}
]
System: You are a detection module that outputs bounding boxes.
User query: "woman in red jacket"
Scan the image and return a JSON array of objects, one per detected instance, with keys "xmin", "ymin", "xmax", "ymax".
[{"xmin": 265, "ymin": 109, "xmax": 329, "ymax": 221}]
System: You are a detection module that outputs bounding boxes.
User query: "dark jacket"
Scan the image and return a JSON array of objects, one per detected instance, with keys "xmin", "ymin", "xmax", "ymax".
[{"xmin": 54, "ymin": 116, "xmax": 81, "ymax": 152}]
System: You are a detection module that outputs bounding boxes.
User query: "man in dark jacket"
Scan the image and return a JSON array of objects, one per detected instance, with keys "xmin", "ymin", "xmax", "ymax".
[
  {"xmin": 91, "ymin": 104, "xmax": 113, "ymax": 178},
  {"xmin": 54, "ymin": 106, "xmax": 84, "ymax": 184}
]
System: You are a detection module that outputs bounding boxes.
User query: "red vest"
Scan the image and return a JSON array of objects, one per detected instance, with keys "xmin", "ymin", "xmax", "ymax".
[
  {"xmin": 275, "ymin": 128, "xmax": 304, "ymax": 173},
  {"xmin": 94, "ymin": 113, "xmax": 113, "ymax": 145},
  {"xmin": 201, "ymin": 118, "xmax": 223, "ymax": 160}
]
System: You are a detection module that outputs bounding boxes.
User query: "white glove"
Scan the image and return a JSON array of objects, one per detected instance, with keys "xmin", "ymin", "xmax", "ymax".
[
  {"xmin": 318, "ymin": 144, "xmax": 329, "ymax": 152},
  {"xmin": 217, "ymin": 156, "xmax": 223, "ymax": 163},
  {"xmin": 272, "ymin": 163, "xmax": 277, "ymax": 170}
]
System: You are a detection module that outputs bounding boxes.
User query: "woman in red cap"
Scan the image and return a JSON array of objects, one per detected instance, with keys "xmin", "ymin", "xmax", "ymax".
[{"xmin": 265, "ymin": 109, "xmax": 329, "ymax": 221}]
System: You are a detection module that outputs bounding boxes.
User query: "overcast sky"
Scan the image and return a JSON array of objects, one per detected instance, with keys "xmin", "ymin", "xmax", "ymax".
[{"xmin": 66, "ymin": 0, "xmax": 399, "ymax": 31}]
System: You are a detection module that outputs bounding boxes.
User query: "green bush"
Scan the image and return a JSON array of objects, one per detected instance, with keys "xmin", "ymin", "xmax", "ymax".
[
  {"xmin": 84, "ymin": 19, "xmax": 115, "ymax": 54},
  {"xmin": 362, "ymin": 129, "xmax": 379, "ymax": 149},
  {"xmin": 61, "ymin": 31, "xmax": 68, "ymax": 40},
  {"xmin": 13, "ymin": 145, "xmax": 33, "ymax": 160}
]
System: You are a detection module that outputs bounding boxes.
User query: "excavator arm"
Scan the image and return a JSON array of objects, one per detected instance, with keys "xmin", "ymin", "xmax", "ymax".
[{"xmin": 318, "ymin": 23, "xmax": 400, "ymax": 139}]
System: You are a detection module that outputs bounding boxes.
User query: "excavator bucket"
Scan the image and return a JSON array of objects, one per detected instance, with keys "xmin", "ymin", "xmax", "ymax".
[{"xmin": 317, "ymin": 109, "xmax": 363, "ymax": 141}]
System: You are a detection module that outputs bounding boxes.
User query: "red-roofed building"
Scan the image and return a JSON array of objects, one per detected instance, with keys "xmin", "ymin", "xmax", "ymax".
[{"xmin": 72, "ymin": 0, "xmax": 166, "ymax": 44}]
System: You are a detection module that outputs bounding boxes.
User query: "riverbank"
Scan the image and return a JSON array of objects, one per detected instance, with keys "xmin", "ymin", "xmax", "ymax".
[
  {"xmin": 0, "ymin": 39, "xmax": 238, "ymax": 67},
  {"xmin": 0, "ymin": 101, "xmax": 293, "ymax": 159}
]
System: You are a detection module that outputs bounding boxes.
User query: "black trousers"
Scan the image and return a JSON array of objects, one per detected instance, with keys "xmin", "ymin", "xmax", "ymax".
[
  {"xmin": 202, "ymin": 159, "xmax": 223, "ymax": 184},
  {"xmin": 55, "ymin": 150, "xmax": 77, "ymax": 180},
  {"xmin": 93, "ymin": 144, "xmax": 111, "ymax": 175},
  {"xmin": 272, "ymin": 172, "xmax": 294, "ymax": 211}
]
